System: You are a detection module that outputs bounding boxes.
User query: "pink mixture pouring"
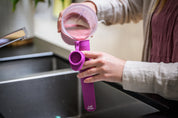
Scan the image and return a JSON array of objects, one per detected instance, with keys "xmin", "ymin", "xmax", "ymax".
[{"xmin": 64, "ymin": 13, "xmax": 92, "ymax": 40}]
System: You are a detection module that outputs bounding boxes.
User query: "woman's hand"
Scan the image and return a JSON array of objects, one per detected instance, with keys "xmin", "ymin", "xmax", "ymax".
[
  {"xmin": 57, "ymin": 2, "xmax": 97, "ymax": 32},
  {"xmin": 77, "ymin": 51, "xmax": 126, "ymax": 83}
]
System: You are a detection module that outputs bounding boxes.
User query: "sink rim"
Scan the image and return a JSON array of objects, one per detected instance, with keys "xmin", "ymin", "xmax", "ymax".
[
  {"xmin": 0, "ymin": 68, "xmax": 76, "ymax": 85},
  {"xmin": 0, "ymin": 52, "xmax": 57, "ymax": 62}
]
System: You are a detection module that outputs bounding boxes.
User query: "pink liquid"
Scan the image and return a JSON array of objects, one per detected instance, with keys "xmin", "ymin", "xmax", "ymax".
[
  {"xmin": 64, "ymin": 13, "xmax": 92, "ymax": 41},
  {"xmin": 65, "ymin": 24, "xmax": 91, "ymax": 40}
]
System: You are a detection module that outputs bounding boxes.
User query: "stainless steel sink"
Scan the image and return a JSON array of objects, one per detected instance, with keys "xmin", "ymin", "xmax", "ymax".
[
  {"xmin": 0, "ymin": 70, "xmax": 158, "ymax": 118},
  {"xmin": 0, "ymin": 52, "xmax": 70, "ymax": 81},
  {"xmin": 0, "ymin": 38, "xmax": 159, "ymax": 118}
]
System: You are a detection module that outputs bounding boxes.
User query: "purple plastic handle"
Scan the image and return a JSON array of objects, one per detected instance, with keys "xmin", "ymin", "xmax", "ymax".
[{"xmin": 69, "ymin": 40, "xmax": 96, "ymax": 112}]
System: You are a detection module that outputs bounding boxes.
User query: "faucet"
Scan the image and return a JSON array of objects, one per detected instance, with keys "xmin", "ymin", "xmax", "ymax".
[{"xmin": 0, "ymin": 27, "xmax": 28, "ymax": 48}]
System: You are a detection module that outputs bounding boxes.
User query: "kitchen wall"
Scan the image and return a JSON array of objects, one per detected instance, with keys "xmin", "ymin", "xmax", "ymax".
[
  {"xmin": 0, "ymin": 0, "xmax": 34, "ymax": 37},
  {"xmin": 34, "ymin": 1, "xmax": 144, "ymax": 61},
  {"xmin": 90, "ymin": 23, "xmax": 144, "ymax": 61}
]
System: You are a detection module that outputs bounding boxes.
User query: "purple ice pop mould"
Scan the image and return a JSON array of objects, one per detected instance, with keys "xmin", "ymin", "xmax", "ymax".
[
  {"xmin": 60, "ymin": 4, "xmax": 97, "ymax": 112},
  {"xmin": 69, "ymin": 40, "xmax": 96, "ymax": 111}
]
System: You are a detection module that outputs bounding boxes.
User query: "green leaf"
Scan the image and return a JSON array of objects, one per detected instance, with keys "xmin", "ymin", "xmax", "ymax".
[
  {"xmin": 48, "ymin": 0, "xmax": 51, "ymax": 7},
  {"xmin": 34, "ymin": 0, "xmax": 45, "ymax": 8},
  {"xmin": 10, "ymin": 0, "xmax": 51, "ymax": 12},
  {"xmin": 10, "ymin": 0, "xmax": 20, "ymax": 12},
  {"xmin": 61, "ymin": 0, "xmax": 65, "ymax": 9}
]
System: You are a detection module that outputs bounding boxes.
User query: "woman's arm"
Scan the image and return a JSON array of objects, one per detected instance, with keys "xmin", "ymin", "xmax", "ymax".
[
  {"xmin": 123, "ymin": 61, "xmax": 178, "ymax": 101},
  {"xmin": 87, "ymin": 0, "xmax": 143, "ymax": 25}
]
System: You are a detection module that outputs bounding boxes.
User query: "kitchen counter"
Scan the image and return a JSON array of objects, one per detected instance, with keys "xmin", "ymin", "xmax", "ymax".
[
  {"xmin": 0, "ymin": 37, "xmax": 70, "ymax": 59},
  {"xmin": 0, "ymin": 37, "xmax": 176, "ymax": 118}
]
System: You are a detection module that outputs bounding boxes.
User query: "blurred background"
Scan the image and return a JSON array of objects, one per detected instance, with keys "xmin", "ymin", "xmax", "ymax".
[{"xmin": 0, "ymin": 0, "xmax": 143, "ymax": 61}]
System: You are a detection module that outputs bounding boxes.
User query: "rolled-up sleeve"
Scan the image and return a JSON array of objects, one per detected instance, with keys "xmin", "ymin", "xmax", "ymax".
[
  {"xmin": 122, "ymin": 61, "xmax": 178, "ymax": 100},
  {"xmin": 88, "ymin": 0, "xmax": 143, "ymax": 25}
]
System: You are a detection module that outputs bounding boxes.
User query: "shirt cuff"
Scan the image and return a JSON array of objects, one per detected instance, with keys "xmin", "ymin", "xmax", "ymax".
[{"xmin": 122, "ymin": 61, "xmax": 155, "ymax": 93}]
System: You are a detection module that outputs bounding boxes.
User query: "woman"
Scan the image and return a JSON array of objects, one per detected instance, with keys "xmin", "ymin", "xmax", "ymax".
[{"xmin": 58, "ymin": 0, "xmax": 178, "ymax": 101}]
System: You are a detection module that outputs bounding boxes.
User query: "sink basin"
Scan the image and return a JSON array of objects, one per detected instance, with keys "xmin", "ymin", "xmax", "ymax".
[
  {"xmin": 0, "ymin": 43, "xmax": 159, "ymax": 118},
  {"xmin": 0, "ymin": 52, "xmax": 70, "ymax": 81},
  {"xmin": 0, "ymin": 70, "xmax": 158, "ymax": 118}
]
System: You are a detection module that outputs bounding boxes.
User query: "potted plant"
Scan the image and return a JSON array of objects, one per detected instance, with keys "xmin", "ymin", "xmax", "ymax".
[{"xmin": 10, "ymin": 0, "xmax": 52, "ymax": 12}]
